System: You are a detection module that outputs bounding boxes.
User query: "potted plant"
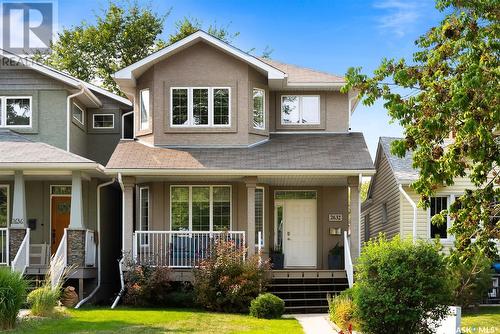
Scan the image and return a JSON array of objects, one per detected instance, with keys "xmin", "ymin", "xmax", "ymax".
[
  {"xmin": 270, "ymin": 245, "xmax": 284, "ymax": 269},
  {"xmin": 328, "ymin": 242, "xmax": 344, "ymax": 270}
]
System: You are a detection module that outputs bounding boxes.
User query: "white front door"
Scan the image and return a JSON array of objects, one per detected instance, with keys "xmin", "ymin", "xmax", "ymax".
[{"xmin": 283, "ymin": 199, "xmax": 317, "ymax": 267}]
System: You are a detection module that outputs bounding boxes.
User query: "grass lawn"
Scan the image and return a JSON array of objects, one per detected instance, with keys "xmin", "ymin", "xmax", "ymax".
[
  {"xmin": 461, "ymin": 307, "xmax": 500, "ymax": 329},
  {"xmin": 11, "ymin": 307, "xmax": 304, "ymax": 334}
]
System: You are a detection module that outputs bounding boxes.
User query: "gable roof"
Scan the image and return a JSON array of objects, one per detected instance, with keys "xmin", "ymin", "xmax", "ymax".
[
  {"xmin": 106, "ymin": 133, "xmax": 375, "ymax": 174},
  {"xmin": 378, "ymin": 137, "xmax": 418, "ymax": 184},
  {"xmin": 113, "ymin": 31, "xmax": 286, "ymax": 89},
  {"xmin": 0, "ymin": 130, "xmax": 99, "ymax": 168},
  {"xmin": 0, "ymin": 50, "xmax": 132, "ymax": 107}
]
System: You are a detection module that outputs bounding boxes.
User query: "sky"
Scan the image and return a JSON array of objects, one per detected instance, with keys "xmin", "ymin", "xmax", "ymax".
[{"xmin": 4, "ymin": 0, "xmax": 446, "ymax": 158}]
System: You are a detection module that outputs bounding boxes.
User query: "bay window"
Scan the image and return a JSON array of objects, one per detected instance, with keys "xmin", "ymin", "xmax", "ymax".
[
  {"xmin": 281, "ymin": 95, "xmax": 320, "ymax": 125},
  {"xmin": 171, "ymin": 186, "xmax": 231, "ymax": 231},
  {"xmin": 253, "ymin": 88, "xmax": 265, "ymax": 130},
  {"xmin": 171, "ymin": 87, "xmax": 230, "ymax": 127},
  {"xmin": 0, "ymin": 97, "xmax": 32, "ymax": 127}
]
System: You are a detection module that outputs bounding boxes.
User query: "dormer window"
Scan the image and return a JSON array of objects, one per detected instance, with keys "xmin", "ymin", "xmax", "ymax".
[
  {"xmin": 171, "ymin": 87, "xmax": 230, "ymax": 127},
  {"xmin": 139, "ymin": 89, "xmax": 150, "ymax": 131},
  {"xmin": 281, "ymin": 95, "xmax": 320, "ymax": 125}
]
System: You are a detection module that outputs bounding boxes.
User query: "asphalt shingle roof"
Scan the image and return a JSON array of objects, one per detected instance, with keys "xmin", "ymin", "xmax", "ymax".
[
  {"xmin": 107, "ymin": 133, "xmax": 374, "ymax": 171},
  {"xmin": 0, "ymin": 130, "xmax": 95, "ymax": 164},
  {"xmin": 379, "ymin": 137, "xmax": 418, "ymax": 183},
  {"xmin": 259, "ymin": 58, "xmax": 345, "ymax": 84}
]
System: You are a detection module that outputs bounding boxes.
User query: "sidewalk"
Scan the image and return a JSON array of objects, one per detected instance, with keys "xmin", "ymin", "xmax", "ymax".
[{"xmin": 291, "ymin": 314, "xmax": 337, "ymax": 334}]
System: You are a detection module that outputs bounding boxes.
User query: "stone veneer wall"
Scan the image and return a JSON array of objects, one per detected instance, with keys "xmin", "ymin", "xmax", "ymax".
[
  {"xmin": 67, "ymin": 229, "xmax": 86, "ymax": 267},
  {"xmin": 8, "ymin": 228, "xmax": 27, "ymax": 263}
]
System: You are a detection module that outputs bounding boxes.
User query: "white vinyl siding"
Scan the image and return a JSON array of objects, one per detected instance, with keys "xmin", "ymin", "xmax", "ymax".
[{"xmin": 0, "ymin": 96, "xmax": 32, "ymax": 127}]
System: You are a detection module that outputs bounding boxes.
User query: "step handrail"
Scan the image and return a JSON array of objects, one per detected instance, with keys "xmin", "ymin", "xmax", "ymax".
[
  {"xmin": 11, "ymin": 228, "xmax": 30, "ymax": 275},
  {"xmin": 50, "ymin": 229, "xmax": 67, "ymax": 289}
]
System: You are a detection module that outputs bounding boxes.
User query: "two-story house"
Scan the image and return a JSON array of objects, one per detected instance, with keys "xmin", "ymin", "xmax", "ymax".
[
  {"xmin": 0, "ymin": 51, "xmax": 132, "ymax": 302},
  {"xmin": 106, "ymin": 31, "xmax": 375, "ymax": 312}
]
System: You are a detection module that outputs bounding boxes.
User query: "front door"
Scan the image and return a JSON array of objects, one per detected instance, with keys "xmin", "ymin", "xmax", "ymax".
[
  {"xmin": 51, "ymin": 196, "xmax": 71, "ymax": 254},
  {"xmin": 282, "ymin": 199, "xmax": 317, "ymax": 267}
]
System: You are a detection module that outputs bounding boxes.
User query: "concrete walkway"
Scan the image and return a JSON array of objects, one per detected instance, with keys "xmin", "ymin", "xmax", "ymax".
[{"xmin": 291, "ymin": 314, "xmax": 337, "ymax": 334}]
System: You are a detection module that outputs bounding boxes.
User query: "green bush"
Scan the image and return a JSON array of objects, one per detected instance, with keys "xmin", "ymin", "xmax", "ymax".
[
  {"xmin": 249, "ymin": 293, "xmax": 285, "ymax": 319},
  {"xmin": 0, "ymin": 268, "xmax": 27, "ymax": 330},
  {"xmin": 193, "ymin": 237, "xmax": 270, "ymax": 313},
  {"xmin": 328, "ymin": 294, "xmax": 358, "ymax": 331},
  {"xmin": 27, "ymin": 286, "xmax": 60, "ymax": 317},
  {"xmin": 448, "ymin": 249, "xmax": 492, "ymax": 309},
  {"xmin": 353, "ymin": 235, "xmax": 451, "ymax": 334},
  {"xmin": 123, "ymin": 265, "xmax": 172, "ymax": 307}
]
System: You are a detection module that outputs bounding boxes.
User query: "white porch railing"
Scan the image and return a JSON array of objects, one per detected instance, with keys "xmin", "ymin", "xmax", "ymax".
[
  {"xmin": 11, "ymin": 229, "xmax": 30, "ymax": 275},
  {"xmin": 133, "ymin": 231, "xmax": 246, "ymax": 268},
  {"xmin": 51, "ymin": 228, "xmax": 67, "ymax": 289},
  {"xmin": 344, "ymin": 231, "xmax": 354, "ymax": 288},
  {"xmin": 0, "ymin": 228, "xmax": 8, "ymax": 265},
  {"xmin": 84, "ymin": 230, "xmax": 96, "ymax": 267}
]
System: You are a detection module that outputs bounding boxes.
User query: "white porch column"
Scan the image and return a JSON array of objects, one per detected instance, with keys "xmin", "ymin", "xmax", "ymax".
[
  {"xmin": 120, "ymin": 176, "xmax": 135, "ymax": 256},
  {"xmin": 11, "ymin": 170, "xmax": 26, "ymax": 227},
  {"xmin": 348, "ymin": 175, "xmax": 361, "ymax": 262},
  {"xmin": 69, "ymin": 171, "xmax": 84, "ymax": 229},
  {"xmin": 245, "ymin": 177, "xmax": 257, "ymax": 257}
]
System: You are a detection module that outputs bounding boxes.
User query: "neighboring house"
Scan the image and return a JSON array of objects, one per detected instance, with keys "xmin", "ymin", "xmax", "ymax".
[
  {"xmin": 106, "ymin": 31, "xmax": 375, "ymax": 312},
  {"xmin": 0, "ymin": 51, "xmax": 132, "ymax": 302},
  {"xmin": 361, "ymin": 137, "xmax": 476, "ymax": 249}
]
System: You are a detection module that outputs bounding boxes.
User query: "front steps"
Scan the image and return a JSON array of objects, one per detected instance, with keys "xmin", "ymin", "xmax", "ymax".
[{"xmin": 267, "ymin": 270, "xmax": 349, "ymax": 314}]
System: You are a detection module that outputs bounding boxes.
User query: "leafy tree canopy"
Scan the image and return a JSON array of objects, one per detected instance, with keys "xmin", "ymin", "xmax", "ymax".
[{"xmin": 343, "ymin": 0, "xmax": 499, "ymax": 261}]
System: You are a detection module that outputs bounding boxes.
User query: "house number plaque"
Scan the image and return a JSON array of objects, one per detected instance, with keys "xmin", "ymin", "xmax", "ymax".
[{"xmin": 328, "ymin": 213, "xmax": 342, "ymax": 222}]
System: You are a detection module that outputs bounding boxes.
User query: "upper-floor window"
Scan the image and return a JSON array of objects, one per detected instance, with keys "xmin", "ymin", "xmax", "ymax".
[
  {"xmin": 73, "ymin": 103, "xmax": 85, "ymax": 125},
  {"xmin": 140, "ymin": 89, "xmax": 150, "ymax": 131},
  {"xmin": 171, "ymin": 87, "xmax": 230, "ymax": 127},
  {"xmin": 253, "ymin": 88, "xmax": 265, "ymax": 130},
  {"xmin": 281, "ymin": 95, "xmax": 320, "ymax": 125},
  {"xmin": 0, "ymin": 97, "xmax": 32, "ymax": 128},
  {"xmin": 93, "ymin": 114, "xmax": 115, "ymax": 129},
  {"xmin": 429, "ymin": 196, "xmax": 449, "ymax": 239}
]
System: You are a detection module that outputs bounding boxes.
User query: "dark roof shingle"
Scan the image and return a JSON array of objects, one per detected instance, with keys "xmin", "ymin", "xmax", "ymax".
[{"xmin": 379, "ymin": 137, "xmax": 418, "ymax": 183}]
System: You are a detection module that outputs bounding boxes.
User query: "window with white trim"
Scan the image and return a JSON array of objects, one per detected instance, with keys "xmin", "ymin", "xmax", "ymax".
[
  {"xmin": 139, "ymin": 187, "xmax": 150, "ymax": 232},
  {"xmin": 72, "ymin": 103, "xmax": 85, "ymax": 125},
  {"xmin": 255, "ymin": 187, "xmax": 264, "ymax": 246},
  {"xmin": 0, "ymin": 97, "xmax": 32, "ymax": 127},
  {"xmin": 430, "ymin": 196, "xmax": 448, "ymax": 239},
  {"xmin": 171, "ymin": 87, "xmax": 230, "ymax": 127},
  {"xmin": 253, "ymin": 88, "xmax": 265, "ymax": 130},
  {"xmin": 139, "ymin": 89, "xmax": 150, "ymax": 130},
  {"xmin": 0, "ymin": 185, "xmax": 9, "ymax": 227},
  {"xmin": 281, "ymin": 95, "xmax": 320, "ymax": 125},
  {"xmin": 171, "ymin": 186, "xmax": 231, "ymax": 231},
  {"xmin": 93, "ymin": 114, "xmax": 115, "ymax": 129}
]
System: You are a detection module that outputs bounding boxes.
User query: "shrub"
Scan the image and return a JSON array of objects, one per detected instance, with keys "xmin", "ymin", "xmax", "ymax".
[
  {"xmin": 327, "ymin": 294, "xmax": 358, "ymax": 331},
  {"xmin": 447, "ymin": 249, "xmax": 492, "ymax": 309},
  {"xmin": 193, "ymin": 237, "xmax": 270, "ymax": 313},
  {"xmin": 249, "ymin": 293, "xmax": 285, "ymax": 319},
  {"xmin": 123, "ymin": 265, "xmax": 172, "ymax": 307},
  {"xmin": 0, "ymin": 268, "xmax": 27, "ymax": 330},
  {"xmin": 353, "ymin": 235, "xmax": 452, "ymax": 334},
  {"xmin": 27, "ymin": 286, "xmax": 60, "ymax": 317}
]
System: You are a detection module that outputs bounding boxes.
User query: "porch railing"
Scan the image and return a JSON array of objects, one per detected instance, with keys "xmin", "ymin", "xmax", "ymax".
[
  {"xmin": 344, "ymin": 231, "xmax": 354, "ymax": 288},
  {"xmin": 133, "ymin": 231, "xmax": 246, "ymax": 268},
  {"xmin": 84, "ymin": 230, "xmax": 96, "ymax": 267},
  {"xmin": 11, "ymin": 229, "xmax": 30, "ymax": 275},
  {"xmin": 51, "ymin": 229, "xmax": 67, "ymax": 289},
  {"xmin": 0, "ymin": 228, "xmax": 8, "ymax": 265}
]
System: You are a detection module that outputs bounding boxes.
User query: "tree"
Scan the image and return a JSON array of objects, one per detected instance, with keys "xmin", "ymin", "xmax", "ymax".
[
  {"xmin": 168, "ymin": 17, "xmax": 239, "ymax": 45},
  {"xmin": 35, "ymin": 1, "xmax": 169, "ymax": 94},
  {"xmin": 343, "ymin": 0, "xmax": 499, "ymax": 261},
  {"xmin": 360, "ymin": 181, "xmax": 370, "ymax": 202}
]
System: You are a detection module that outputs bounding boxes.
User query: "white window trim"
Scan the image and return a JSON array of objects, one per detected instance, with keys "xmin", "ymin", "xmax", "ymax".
[
  {"xmin": 255, "ymin": 186, "xmax": 265, "ymax": 247},
  {"xmin": 428, "ymin": 194, "xmax": 456, "ymax": 241},
  {"xmin": 169, "ymin": 185, "xmax": 232, "ymax": 231},
  {"xmin": 0, "ymin": 184, "xmax": 10, "ymax": 227},
  {"xmin": 280, "ymin": 95, "xmax": 320, "ymax": 125},
  {"xmin": 93, "ymin": 113, "xmax": 115, "ymax": 129},
  {"xmin": 253, "ymin": 88, "xmax": 265, "ymax": 130},
  {"xmin": 139, "ymin": 88, "xmax": 150, "ymax": 131},
  {"xmin": 72, "ymin": 103, "xmax": 85, "ymax": 125},
  {"xmin": 170, "ymin": 87, "xmax": 231, "ymax": 128},
  {"xmin": 0, "ymin": 96, "xmax": 33, "ymax": 128}
]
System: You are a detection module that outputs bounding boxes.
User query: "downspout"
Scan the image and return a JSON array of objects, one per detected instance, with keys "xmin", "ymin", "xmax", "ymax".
[
  {"xmin": 66, "ymin": 85, "xmax": 86, "ymax": 151},
  {"xmin": 399, "ymin": 184, "xmax": 417, "ymax": 242},
  {"xmin": 75, "ymin": 177, "xmax": 115, "ymax": 309},
  {"xmin": 111, "ymin": 173, "xmax": 126, "ymax": 309},
  {"xmin": 121, "ymin": 111, "xmax": 134, "ymax": 139}
]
